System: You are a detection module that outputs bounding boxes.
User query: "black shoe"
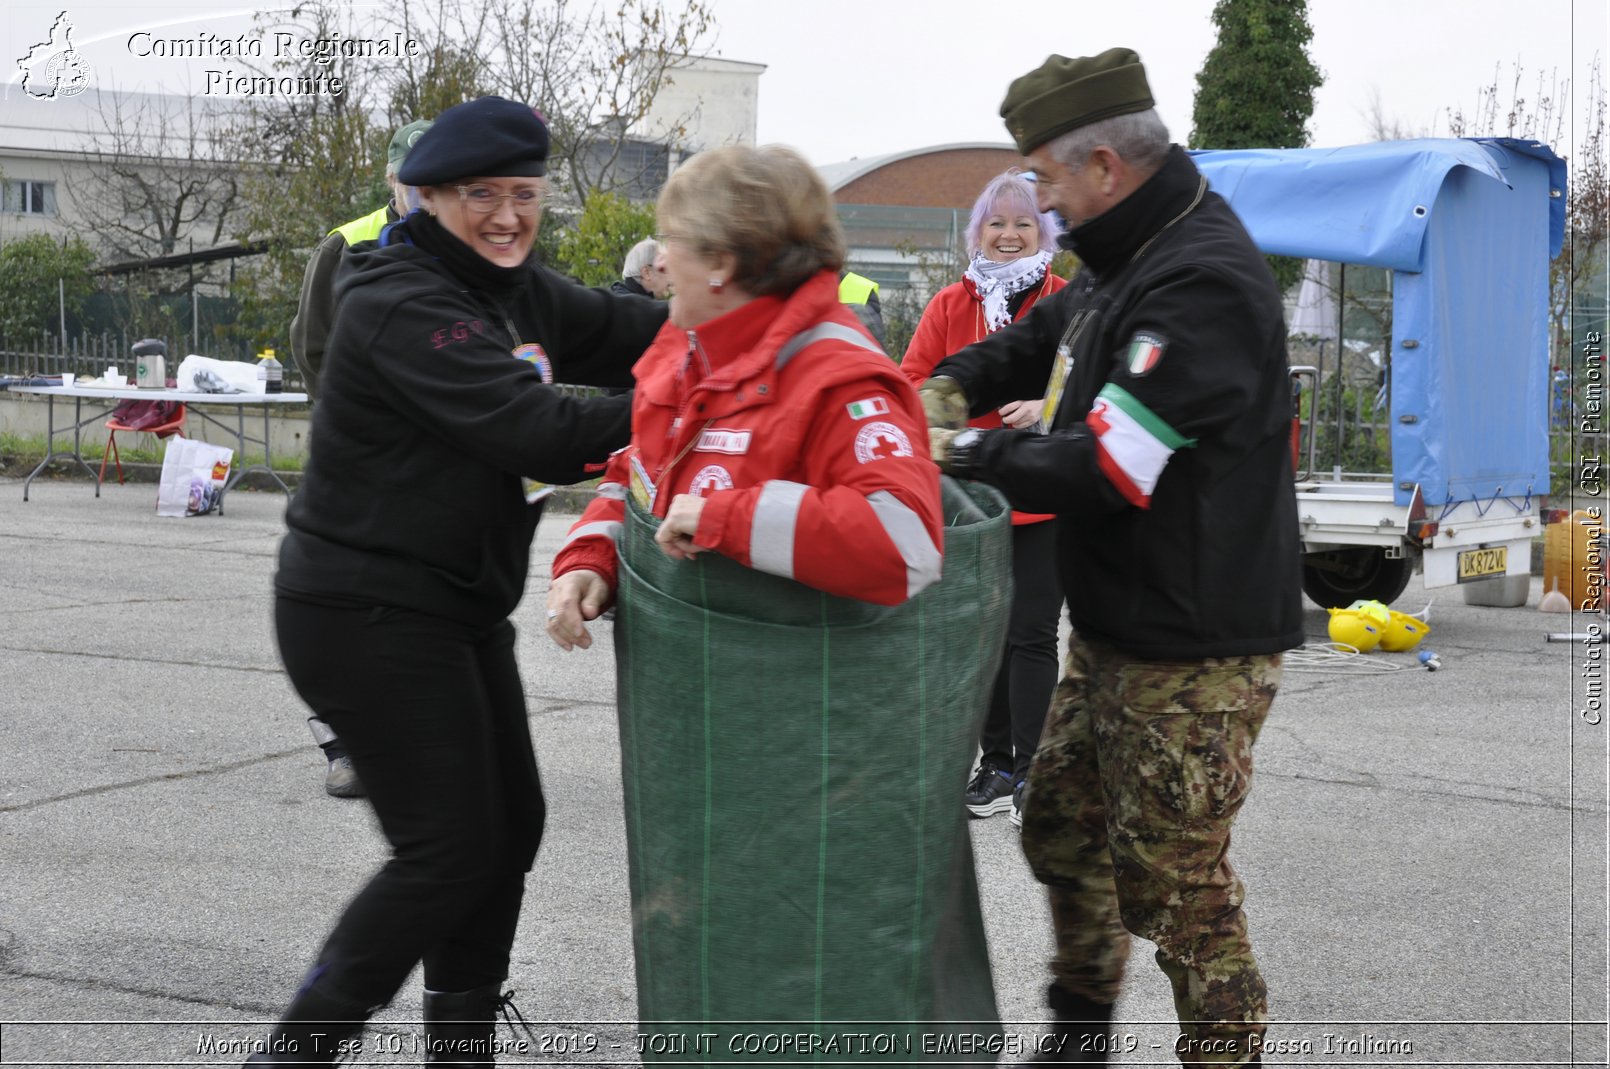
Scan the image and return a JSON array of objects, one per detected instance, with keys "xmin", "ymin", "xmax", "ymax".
[
  {"xmin": 1029, "ymin": 983, "xmax": 1115, "ymax": 1064},
  {"xmin": 423, "ymin": 982, "xmax": 504, "ymax": 1066},
  {"xmin": 965, "ymin": 762, "xmax": 1016, "ymax": 817},
  {"xmin": 1010, "ymin": 779, "xmax": 1027, "ymax": 829}
]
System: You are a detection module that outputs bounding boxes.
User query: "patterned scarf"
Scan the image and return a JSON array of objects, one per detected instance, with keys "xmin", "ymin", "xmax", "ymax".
[{"xmin": 964, "ymin": 250, "xmax": 1053, "ymax": 333}]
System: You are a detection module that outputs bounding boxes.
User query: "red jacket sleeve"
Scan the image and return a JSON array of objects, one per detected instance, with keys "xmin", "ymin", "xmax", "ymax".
[
  {"xmin": 551, "ymin": 447, "xmax": 630, "ymax": 589},
  {"xmin": 692, "ymin": 379, "xmax": 943, "ymax": 606},
  {"xmin": 899, "ymin": 285, "xmax": 959, "ymax": 388}
]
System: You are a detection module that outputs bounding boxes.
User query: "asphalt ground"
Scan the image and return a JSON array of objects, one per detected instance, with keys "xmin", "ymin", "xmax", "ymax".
[{"xmin": 0, "ymin": 477, "xmax": 1605, "ymax": 1068}]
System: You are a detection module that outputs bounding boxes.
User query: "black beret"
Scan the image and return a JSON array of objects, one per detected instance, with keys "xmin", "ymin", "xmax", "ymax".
[
  {"xmin": 397, "ymin": 97, "xmax": 549, "ymax": 185},
  {"xmin": 1000, "ymin": 49, "xmax": 1155, "ymax": 154}
]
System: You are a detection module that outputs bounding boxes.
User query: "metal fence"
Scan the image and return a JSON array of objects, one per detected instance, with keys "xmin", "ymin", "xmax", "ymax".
[
  {"xmin": 0, "ymin": 333, "xmax": 301, "ymax": 391},
  {"xmin": 2, "ymin": 334, "xmax": 1592, "ymax": 490}
]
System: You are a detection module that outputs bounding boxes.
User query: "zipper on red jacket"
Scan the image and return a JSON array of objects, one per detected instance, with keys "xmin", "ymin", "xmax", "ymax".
[{"xmin": 656, "ymin": 330, "xmax": 720, "ymax": 504}]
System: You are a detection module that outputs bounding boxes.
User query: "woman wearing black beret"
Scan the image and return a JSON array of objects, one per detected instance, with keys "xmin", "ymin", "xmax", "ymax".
[{"xmin": 248, "ymin": 97, "xmax": 665, "ymax": 1066}]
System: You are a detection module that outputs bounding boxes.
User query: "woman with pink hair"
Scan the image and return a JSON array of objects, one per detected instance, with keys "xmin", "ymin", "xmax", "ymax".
[{"xmin": 902, "ymin": 169, "xmax": 1066, "ymax": 827}]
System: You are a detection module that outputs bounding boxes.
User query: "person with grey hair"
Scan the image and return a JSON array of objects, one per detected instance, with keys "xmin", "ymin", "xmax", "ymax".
[
  {"xmin": 920, "ymin": 48, "xmax": 1300, "ymax": 1066},
  {"xmin": 611, "ymin": 236, "xmax": 669, "ymax": 298}
]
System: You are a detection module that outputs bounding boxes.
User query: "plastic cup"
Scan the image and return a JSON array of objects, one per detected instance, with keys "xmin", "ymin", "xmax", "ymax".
[{"xmin": 59, "ymin": 373, "xmax": 75, "ymax": 388}]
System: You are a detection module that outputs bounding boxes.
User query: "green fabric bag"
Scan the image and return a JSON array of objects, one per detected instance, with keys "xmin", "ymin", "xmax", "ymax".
[{"xmin": 614, "ymin": 478, "xmax": 1012, "ymax": 1064}]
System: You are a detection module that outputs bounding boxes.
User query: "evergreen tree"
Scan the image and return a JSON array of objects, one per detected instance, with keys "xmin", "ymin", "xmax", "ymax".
[
  {"xmin": 1190, "ymin": 0, "xmax": 1322, "ymax": 291},
  {"xmin": 1191, "ymin": 0, "xmax": 1322, "ymax": 150}
]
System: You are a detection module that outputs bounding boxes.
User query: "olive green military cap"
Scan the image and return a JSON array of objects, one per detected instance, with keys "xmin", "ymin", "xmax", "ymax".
[
  {"xmin": 386, "ymin": 119, "xmax": 434, "ymax": 175},
  {"xmin": 1000, "ymin": 48, "xmax": 1155, "ymax": 154}
]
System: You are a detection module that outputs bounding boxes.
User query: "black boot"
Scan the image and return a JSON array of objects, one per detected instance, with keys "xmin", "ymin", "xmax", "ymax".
[
  {"xmin": 423, "ymin": 982, "xmax": 505, "ymax": 1066},
  {"xmin": 243, "ymin": 981, "xmax": 370, "ymax": 1066},
  {"xmin": 1029, "ymin": 982, "xmax": 1116, "ymax": 1065}
]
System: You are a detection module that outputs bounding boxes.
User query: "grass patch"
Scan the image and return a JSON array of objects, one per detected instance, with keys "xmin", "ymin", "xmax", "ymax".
[{"xmin": 0, "ymin": 432, "xmax": 302, "ymax": 473}]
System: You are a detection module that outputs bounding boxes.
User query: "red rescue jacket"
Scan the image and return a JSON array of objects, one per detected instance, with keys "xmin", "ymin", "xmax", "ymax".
[
  {"xmin": 901, "ymin": 271, "xmax": 1066, "ymax": 525},
  {"xmin": 554, "ymin": 271, "xmax": 943, "ymax": 606}
]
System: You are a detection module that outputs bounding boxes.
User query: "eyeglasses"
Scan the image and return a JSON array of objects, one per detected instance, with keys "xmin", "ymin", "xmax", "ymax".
[{"xmin": 456, "ymin": 184, "xmax": 542, "ymax": 216}]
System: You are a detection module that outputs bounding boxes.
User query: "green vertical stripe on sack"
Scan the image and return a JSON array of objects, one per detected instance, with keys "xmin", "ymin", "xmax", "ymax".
[
  {"xmin": 623, "ymin": 575, "xmax": 650, "ymax": 998},
  {"xmin": 813, "ymin": 593, "xmax": 830, "ymax": 1047},
  {"xmin": 908, "ymin": 602, "xmax": 927, "ymax": 1006},
  {"xmin": 699, "ymin": 560, "xmax": 713, "ymax": 1023}
]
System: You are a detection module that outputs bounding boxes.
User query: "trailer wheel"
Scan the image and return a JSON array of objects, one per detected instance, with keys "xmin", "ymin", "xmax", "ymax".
[{"xmin": 1301, "ymin": 549, "xmax": 1414, "ymax": 608}]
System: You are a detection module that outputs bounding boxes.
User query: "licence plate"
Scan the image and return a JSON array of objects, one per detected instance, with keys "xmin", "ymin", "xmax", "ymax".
[{"xmin": 1457, "ymin": 545, "xmax": 1509, "ymax": 582}]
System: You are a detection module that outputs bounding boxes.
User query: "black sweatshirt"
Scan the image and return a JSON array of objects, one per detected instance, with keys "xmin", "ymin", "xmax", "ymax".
[{"xmin": 277, "ymin": 214, "xmax": 667, "ymax": 625}]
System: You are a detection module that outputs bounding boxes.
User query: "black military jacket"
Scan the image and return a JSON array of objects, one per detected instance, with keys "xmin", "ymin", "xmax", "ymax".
[{"xmin": 934, "ymin": 146, "xmax": 1302, "ymax": 658}]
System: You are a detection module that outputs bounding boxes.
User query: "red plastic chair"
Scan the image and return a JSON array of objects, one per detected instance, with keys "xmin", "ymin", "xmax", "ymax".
[{"xmin": 99, "ymin": 403, "xmax": 188, "ymax": 486}]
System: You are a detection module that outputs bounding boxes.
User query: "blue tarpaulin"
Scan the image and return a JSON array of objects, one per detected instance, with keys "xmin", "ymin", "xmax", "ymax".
[{"xmin": 1192, "ymin": 138, "xmax": 1566, "ymax": 507}]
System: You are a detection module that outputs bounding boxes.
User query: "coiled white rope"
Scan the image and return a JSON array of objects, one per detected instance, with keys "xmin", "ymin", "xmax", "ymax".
[{"xmin": 1283, "ymin": 641, "xmax": 1417, "ymax": 673}]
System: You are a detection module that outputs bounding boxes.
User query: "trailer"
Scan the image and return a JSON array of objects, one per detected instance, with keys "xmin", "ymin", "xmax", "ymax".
[{"xmin": 1192, "ymin": 138, "xmax": 1568, "ymax": 606}]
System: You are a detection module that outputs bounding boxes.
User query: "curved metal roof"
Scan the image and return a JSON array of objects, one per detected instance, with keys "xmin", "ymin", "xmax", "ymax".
[{"xmin": 816, "ymin": 141, "xmax": 1018, "ymax": 192}]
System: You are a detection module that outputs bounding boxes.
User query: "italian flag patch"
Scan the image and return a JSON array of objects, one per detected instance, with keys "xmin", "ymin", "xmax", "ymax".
[
  {"xmin": 1125, "ymin": 331, "xmax": 1167, "ymax": 376},
  {"xmin": 846, "ymin": 396, "xmax": 890, "ymax": 420},
  {"xmin": 1085, "ymin": 383, "xmax": 1196, "ymax": 508}
]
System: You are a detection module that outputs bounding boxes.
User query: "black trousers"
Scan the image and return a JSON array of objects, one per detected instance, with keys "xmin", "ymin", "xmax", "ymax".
[
  {"xmin": 274, "ymin": 598, "xmax": 546, "ymax": 1007},
  {"xmin": 979, "ymin": 520, "xmax": 1062, "ymax": 783}
]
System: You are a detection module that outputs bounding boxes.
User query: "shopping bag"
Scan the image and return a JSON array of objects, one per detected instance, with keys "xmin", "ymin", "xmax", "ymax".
[
  {"xmin": 175, "ymin": 354, "xmax": 261, "ymax": 394},
  {"xmin": 156, "ymin": 436, "xmax": 233, "ymax": 517}
]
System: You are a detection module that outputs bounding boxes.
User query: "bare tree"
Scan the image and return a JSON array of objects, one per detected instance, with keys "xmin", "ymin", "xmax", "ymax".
[
  {"xmin": 470, "ymin": 0, "xmax": 717, "ymax": 204},
  {"xmin": 69, "ymin": 91, "xmax": 242, "ymax": 260},
  {"xmin": 1449, "ymin": 58, "xmax": 1608, "ymax": 363},
  {"xmin": 1359, "ymin": 86, "xmax": 1433, "ymax": 142},
  {"xmin": 61, "ymin": 91, "xmax": 251, "ymax": 340},
  {"xmin": 1446, "ymin": 61, "xmax": 1568, "ymax": 143},
  {"xmin": 219, "ymin": 1, "xmax": 396, "ymax": 345},
  {"xmin": 389, "ymin": 0, "xmax": 494, "ymax": 125}
]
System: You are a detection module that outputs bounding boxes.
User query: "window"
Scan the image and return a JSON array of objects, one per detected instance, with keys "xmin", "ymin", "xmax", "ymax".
[{"xmin": 3, "ymin": 180, "xmax": 57, "ymax": 216}]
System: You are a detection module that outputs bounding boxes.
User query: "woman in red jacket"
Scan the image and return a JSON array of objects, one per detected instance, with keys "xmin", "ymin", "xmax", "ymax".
[
  {"xmin": 546, "ymin": 144, "xmax": 942, "ymax": 643},
  {"xmin": 902, "ymin": 170, "xmax": 1066, "ymax": 827}
]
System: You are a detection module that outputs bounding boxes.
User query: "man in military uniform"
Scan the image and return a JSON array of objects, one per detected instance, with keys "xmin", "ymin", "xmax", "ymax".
[{"xmin": 922, "ymin": 49, "xmax": 1302, "ymax": 1066}]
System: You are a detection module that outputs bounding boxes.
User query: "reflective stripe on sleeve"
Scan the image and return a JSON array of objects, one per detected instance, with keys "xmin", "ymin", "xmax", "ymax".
[
  {"xmin": 561, "ymin": 520, "xmax": 623, "ymax": 549},
  {"xmin": 595, "ymin": 482, "xmax": 627, "ymax": 501},
  {"xmin": 748, "ymin": 480, "xmax": 810, "ymax": 579},
  {"xmin": 775, "ymin": 321, "xmax": 886, "ymax": 367},
  {"xmin": 867, "ymin": 490, "xmax": 942, "ymax": 598}
]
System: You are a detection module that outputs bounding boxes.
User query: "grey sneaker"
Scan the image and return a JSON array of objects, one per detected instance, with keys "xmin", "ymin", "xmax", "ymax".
[{"xmin": 325, "ymin": 755, "xmax": 365, "ymax": 798}]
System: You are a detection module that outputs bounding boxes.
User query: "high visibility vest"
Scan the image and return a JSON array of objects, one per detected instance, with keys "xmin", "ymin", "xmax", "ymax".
[
  {"xmin": 330, "ymin": 205, "xmax": 392, "ymax": 245},
  {"xmin": 838, "ymin": 271, "xmax": 880, "ymax": 306}
]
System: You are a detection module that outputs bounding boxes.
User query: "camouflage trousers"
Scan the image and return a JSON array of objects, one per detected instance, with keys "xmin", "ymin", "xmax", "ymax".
[{"xmin": 1019, "ymin": 635, "xmax": 1282, "ymax": 1068}]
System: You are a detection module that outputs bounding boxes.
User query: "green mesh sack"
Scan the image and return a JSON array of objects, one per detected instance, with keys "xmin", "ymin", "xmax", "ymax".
[{"xmin": 614, "ymin": 477, "xmax": 1012, "ymax": 1064}]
